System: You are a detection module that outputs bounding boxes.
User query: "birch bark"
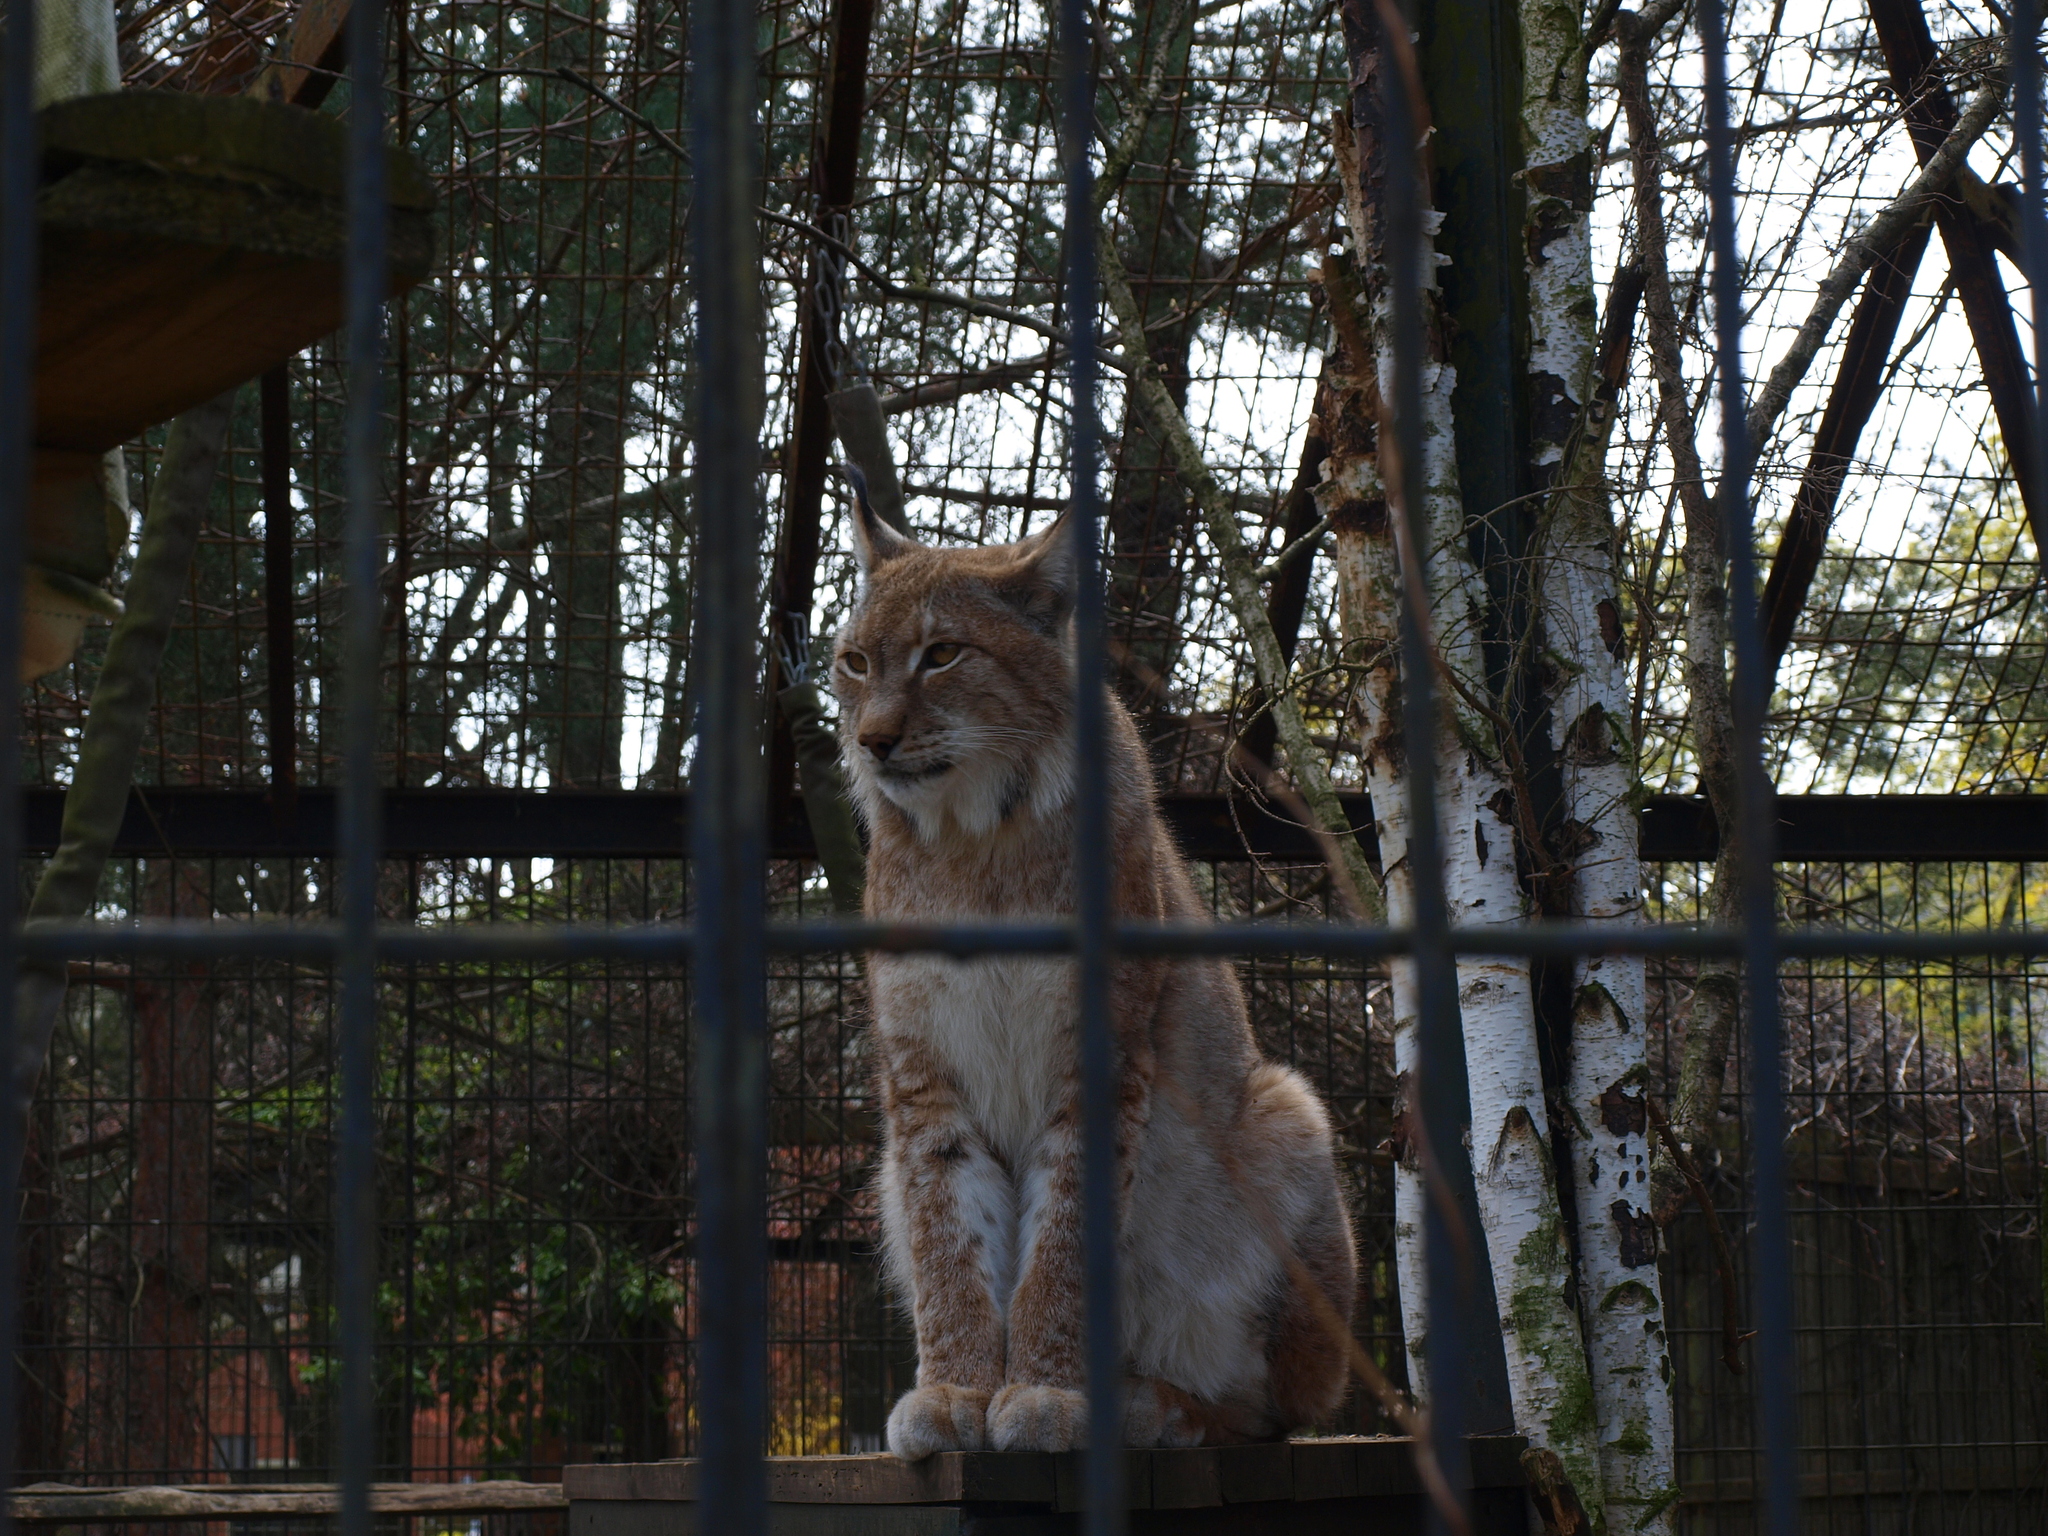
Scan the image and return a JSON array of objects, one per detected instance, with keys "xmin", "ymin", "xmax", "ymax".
[
  {"xmin": 1310, "ymin": 325, "xmax": 1434, "ymax": 1388},
  {"xmin": 1332, "ymin": 5, "xmax": 1601, "ymax": 1506},
  {"xmin": 1330, "ymin": 503, "xmax": 1434, "ymax": 1388},
  {"xmin": 1522, "ymin": 1, "xmax": 1677, "ymax": 1523}
]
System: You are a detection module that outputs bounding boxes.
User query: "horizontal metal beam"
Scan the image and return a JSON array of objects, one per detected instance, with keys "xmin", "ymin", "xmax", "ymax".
[
  {"xmin": 22, "ymin": 788, "xmax": 2048, "ymax": 864},
  {"xmin": 18, "ymin": 916, "xmax": 2048, "ymax": 964},
  {"xmin": 1636, "ymin": 794, "xmax": 2048, "ymax": 862}
]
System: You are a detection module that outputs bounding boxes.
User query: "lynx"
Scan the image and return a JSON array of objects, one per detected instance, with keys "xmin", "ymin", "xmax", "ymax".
[{"xmin": 830, "ymin": 482, "xmax": 1358, "ymax": 1458}]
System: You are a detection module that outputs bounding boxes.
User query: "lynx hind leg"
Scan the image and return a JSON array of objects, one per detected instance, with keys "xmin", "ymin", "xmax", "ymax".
[
  {"xmin": 886, "ymin": 1384, "xmax": 991, "ymax": 1460},
  {"xmin": 1240, "ymin": 1062, "xmax": 1359, "ymax": 1431},
  {"xmin": 1123, "ymin": 1377, "xmax": 1274, "ymax": 1448},
  {"xmin": 1264, "ymin": 1198, "xmax": 1358, "ymax": 1429}
]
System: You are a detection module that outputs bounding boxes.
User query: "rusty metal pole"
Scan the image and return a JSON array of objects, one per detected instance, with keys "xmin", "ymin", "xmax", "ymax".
[{"xmin": 769, "ymin": 0, "xmax": 883, "ymax": 809}]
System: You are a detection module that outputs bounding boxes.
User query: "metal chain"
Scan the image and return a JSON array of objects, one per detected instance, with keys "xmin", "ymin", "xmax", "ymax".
[{"xmin": 811, "ymin": 206, "xmax": 852, "ymax": 387}]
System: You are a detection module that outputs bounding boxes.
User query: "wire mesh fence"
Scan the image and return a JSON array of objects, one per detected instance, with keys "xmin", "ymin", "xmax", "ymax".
[
  {"xmin": 17, "ymin": 853, "xmax": 1410, "ymax": 1479},
  {"xmin": 11, "ymin": 854, "xmax": 2045, "ymax": 1534},
  {"xmin": 1651, "ymin": 860, "xmax": 2048, "ymax": 1532}
]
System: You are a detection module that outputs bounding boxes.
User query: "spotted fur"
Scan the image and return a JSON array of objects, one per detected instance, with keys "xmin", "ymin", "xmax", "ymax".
[{"xmin": 831, "ymin": 488, "xmax": 1358, "ymax": 1458}]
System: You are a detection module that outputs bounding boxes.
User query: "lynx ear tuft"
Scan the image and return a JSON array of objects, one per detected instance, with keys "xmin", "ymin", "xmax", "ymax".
[
  {"xmin": 845, "ymin": 463, "xmax": 917, "ymax": 574},
  {"xmin": 994, "ymin": 511, "xmax": 1077, "ymax": 633}
]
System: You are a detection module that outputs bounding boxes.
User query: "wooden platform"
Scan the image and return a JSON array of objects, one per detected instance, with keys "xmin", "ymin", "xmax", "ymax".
[
  {"xmin": 565, "ymin": 1436, "xmax": 1530, "ymax": 1534},
  {"xmin": 36, "ymin": 90, "xmax": 436, "ymax": 456}
]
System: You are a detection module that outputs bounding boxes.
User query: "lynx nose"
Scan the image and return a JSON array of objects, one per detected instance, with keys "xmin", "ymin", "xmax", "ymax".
[{"xmin": 860, "ymin": 730, "xmax": 901, "ymax": 761}]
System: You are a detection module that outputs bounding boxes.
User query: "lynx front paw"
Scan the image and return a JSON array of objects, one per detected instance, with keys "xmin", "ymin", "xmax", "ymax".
[
  {"xmin": 886, "ymin": 1384, "xmax": 991, "ymax": 1460},
  {"xmin": 988, "ymin": 1383, "xmax": 1089, "ymax": 1452}
]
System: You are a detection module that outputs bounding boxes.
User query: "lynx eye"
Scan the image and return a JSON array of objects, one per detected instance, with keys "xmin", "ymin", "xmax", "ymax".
[
  {"xmin": 839, "ymin": 650, "xmax": 869, "ymax": 676},
  {"xmin": 920, "ymin": 642, "xmax": 964, "ymax": 671}
]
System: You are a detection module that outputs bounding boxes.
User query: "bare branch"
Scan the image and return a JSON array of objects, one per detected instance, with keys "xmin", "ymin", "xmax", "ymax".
[{"xmin": 1743, "ymin": 60, "xmax": 2008, "ymax": 454}]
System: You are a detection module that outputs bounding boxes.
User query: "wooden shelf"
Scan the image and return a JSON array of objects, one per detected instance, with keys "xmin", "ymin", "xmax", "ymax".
[
  {"xmin": 12, "ymin": 1481, "xmax": 567, "ymax": 1523},
  {"xmin": 565, "ymin": 1437, "xmax": 1531, "ymax": 1534},
  {"xmin": 35, "ymin": 90, "xmax": 434, "ymax": 455}
]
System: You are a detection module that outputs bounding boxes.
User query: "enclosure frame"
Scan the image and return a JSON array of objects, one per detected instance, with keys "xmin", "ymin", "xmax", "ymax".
[{"xmin": 1, "ymin": 1, "xmax": 2047, "ymax": 1535}]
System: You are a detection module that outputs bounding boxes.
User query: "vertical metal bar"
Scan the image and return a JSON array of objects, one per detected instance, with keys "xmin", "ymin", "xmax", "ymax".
[
  {"xmin": 0, "ymin": 0, "xmax": 32, "ymax": 1514},
  {"xmin": 688, "ymin": 0, "xmax": 767, "ymax": 1514},
  {"xmin": 339, "ymin": 0, "xmax": 389, "ymax": 1528},
  {"xmin": 1374, "ymin": 16, "xmax": 1472, "ymax": 1530},
  {"xmin": 1695, "ymin": 1, "xmax": 1794, "ymax": 1533},
  {"xmin": 1053, "ymin": 0, "xmax": 1120, "ymax": 1532},
  {"xmin": 261, "ymin": 367, "xmax": 299, "ymax": 824},
  {"xmin": 2016, "ymin": 0, "xmax": 2048, "ymax": 528}
]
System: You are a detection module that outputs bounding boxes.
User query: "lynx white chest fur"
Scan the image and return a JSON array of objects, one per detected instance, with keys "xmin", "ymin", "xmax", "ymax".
[{"xmin": 831, "ymin": 484, "xmax": 1358, "ymax": 1458}]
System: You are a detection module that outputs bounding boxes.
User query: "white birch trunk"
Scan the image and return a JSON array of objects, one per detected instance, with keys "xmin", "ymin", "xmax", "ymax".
[
  {"xmin": 1404, "ymin": 354, "xmax": 1603, "ymax": 1523},
  {"xmin": 1324, "ymin": 135, "xmax": 1603, "ymax": 1509},
  {"xmin": 1520, "ymin": 0, "xmax": 1678, "ymax": 1528},
  {"xmin": 1324, "ymin": 461, "xmax": 1433, "ymax": 1398}
]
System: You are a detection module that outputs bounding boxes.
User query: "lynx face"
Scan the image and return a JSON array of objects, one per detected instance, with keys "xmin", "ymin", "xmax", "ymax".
[{"xmin": 831, "ymin": 489, "xmax": 1077, "ymax": 841}]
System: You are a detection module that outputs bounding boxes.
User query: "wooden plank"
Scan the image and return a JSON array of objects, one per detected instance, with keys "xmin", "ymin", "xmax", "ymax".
[
  {"xmin": 567, "ymin": 1455, "xmax": 1059, "ymax": 1507},
  {"xmin": 569, "ymin": 1500, "xmax": 688, "ymax": 1536},
  {"xmin": 572, "ymin": 1502, "xmax": 973, "ymax": 1536},
  {"xmin": 947, "ymin": 1453, "xmax": 1061, "ymax": 1505},
  {"xmin": 565, "ymin": 1464, "xmax": 696, "ymax": 1502},
  {"xmin": 35, "ymin": 93, "xmax": 434, "ymax": 454},
  {"xmin": 766, "ymin": 1510, "xmax": 966, "ymax": 1536},
  {"xmin": 1466, "ymin": 1434, "xmax": 1531, "ymax": 1488},
  {"xmin": 767, "ymin": 1452, "xmax": 1055, "ymax": 1505},
  {"xmin": 251, "ymin": 0, "xmax": 353, "ymax": 108},
  {"xmin": 566, "ymin": 1439, "xmax": 1528, "ymax": 1513},
  {"xmin": 12, "ymin": 1482, "xmax": 566, "ymax": 1523},
  {"xmin": 1145, "ymin": 1448, "xmax": 1221, "ymax": 1510},
  {"xmin": 1352, "ymin": 1436, "xmax": 1427, "ymax": 1497},
  {"xmin": 1054, "ymin": 1451, "xmax": 1154, "ymax": 1513},
  {"xmin": 1215, "ymin": 1443, "xmax": 1294, "ymax": 1504},
  {"xmin": 1291, "ymin": 1439, "xmax": 1362, "ymax": 1501}
]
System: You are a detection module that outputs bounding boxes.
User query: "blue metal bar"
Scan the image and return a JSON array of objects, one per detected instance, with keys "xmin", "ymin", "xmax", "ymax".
[
  {"xmin": 1695, "ymin": 0, "xmax": 1795, "ymax": 1531},
  {"xmin": 338, "ymin": 1, "xmax": 390, "ymax": 1532},
  {"xmin": 2016, "ymin": 1, "xmax": 2048, "ymax": 530},
  {"xmin": 1052, "ymin": 0, "xmax": 1121, "ymax": 1530},
  {"xmin": 0, "ymin": 0, "xmax": 33, "ymax": 1514},
  {"xmin": 688, "ymin": 0, "xmax": 769, "ymax": 1516},
  {"xmin": 1370, "ymin": 10, "xmax": 1474, "ymax": 1529},
  {"xmin": 19, "ymin": 917, "xmax": 2048, "ymax": 964}
]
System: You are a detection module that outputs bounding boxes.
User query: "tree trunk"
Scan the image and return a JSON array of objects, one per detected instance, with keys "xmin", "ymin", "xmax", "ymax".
[
  {"xmin": 1238, "ymin": 413, "xmax": 1331, "ymax": 769},
  {"xmin": 11, "ymin": 398, "xmax": 233, "ymax": 1184},
  {"xmin": 1105, "ymin": 0, "xmax": 1204, "ymax": 729},
  {"xmin": 1335, "ymin": 1, "xmax": 1601, "ymax": 1507},
  {"xmin": 19, "ymin": 1095, "xmax": 70, "ymax": 1477},
  {"xmin": 540, "ymin": 401, "xmax": 626, "ymax": 788},
  {"xmin": 1098, "ymin": 242, "xmax": 1384, "ymax": 920},
  {"xmin": 34, "ymin": 0, "xmax": 119, "ymax": 107},
  {"xmin": 1616, "ymin": 16, "xmax": 1747, "ymax": 1230},
  {"xmin": 1523, "ymin": 1, "xmax": 1677, "ymax": 1522},
  {"xmin": 1327, "ymin": 481, "xmax": 1436, "ymax": 1387},
  {"xmin": 122, "ymin": 901, "xmax": 217, "ymax": 1479}
]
